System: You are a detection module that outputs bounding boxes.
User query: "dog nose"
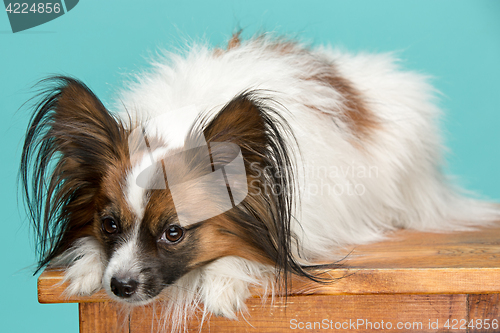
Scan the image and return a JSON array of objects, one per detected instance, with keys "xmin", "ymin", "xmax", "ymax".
[{"xmin": 110, "ymin": 277, "xmax": 138, "ymax": 298}]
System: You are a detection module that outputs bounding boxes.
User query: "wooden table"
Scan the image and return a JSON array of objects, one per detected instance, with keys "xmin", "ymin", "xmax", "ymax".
[{"xmin": 38, "ymin": 224, "xmax": 500, "ymax": 332}]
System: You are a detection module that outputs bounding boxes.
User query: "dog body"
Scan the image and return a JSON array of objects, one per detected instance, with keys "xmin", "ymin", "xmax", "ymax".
[{"xmin": 21, "ymin": 35, "xmax": 499, "ymax": 325}]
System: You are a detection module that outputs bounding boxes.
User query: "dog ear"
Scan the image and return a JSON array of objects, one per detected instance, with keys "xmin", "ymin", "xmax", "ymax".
[
  {"xmin": 20, "ymin": 76, "xmax": 128, "ymax": 271},
  {"xmin": 202, "ymin": 92, "xmax": 330, "ymax": 290},
  {"xmin": 39, "ymin": 76, "xmax": 127, "ymax": 170},
  {"xmin": 203, "ymin": 92, "xmax": 318, "ymax": 288},
  {"xmin": 203, "ymin": 93, "xmax": 267, "ymax": 159}
]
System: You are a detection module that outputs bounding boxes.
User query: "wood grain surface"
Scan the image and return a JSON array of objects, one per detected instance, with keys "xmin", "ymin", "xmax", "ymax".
[{"xmin": 38, "ymin": 223, "xmax": 500, "ymax": 332}]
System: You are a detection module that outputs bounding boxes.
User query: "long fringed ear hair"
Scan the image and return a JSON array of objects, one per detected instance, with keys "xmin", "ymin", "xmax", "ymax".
[
  {"xmin": 20, "ymin": 76, "xmax": 128, "ymax": 272},
  {"xmin": 199, "ymin": 91, "xmax": 328, "ymax": 293}
]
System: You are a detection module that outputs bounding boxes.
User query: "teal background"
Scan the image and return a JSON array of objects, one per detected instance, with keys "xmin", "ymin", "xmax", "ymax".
[{"xmin": 1, "ymin": 1, "xmax": 499, "ymax": 332}]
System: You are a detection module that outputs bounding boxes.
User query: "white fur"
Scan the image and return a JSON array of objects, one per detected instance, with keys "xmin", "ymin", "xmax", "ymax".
[
  {"xmin": 62, "ymin": 36, "xmax": 499, "ymax": 328},
  {"xmin": 125, "ymin": 146, "xmax": 173, "ymax": 219},
  {"xmin": 117, "ymin": 38, "xmax": 498, "ymax": 261},
  {"xmin": 51, "ymin": 237, "xmax": 105, "ymax": 296},
  {"xmin": 125, "ymin": 167, "xmax": 147, "ymax": 219},
  {"xmin": 155, "ymin": 257, "xmax": 272, "ymax": 332}
]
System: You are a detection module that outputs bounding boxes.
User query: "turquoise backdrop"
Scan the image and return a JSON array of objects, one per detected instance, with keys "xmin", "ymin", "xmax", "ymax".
[{"xmin": 1, "ymin": 1, "xmax": 499, "ymax": 332}]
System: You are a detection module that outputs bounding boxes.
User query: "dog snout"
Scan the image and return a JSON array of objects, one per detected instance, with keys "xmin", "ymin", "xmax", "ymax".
[{"xmin": 110, "ymin": 277, "xmax": 139, "ymax": 298}]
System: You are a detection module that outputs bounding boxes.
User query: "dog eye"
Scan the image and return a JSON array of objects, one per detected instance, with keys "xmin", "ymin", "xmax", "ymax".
[
  {"xmin": 160, "ymin": 225, "xmax": 184, "ymax": 244},
  {"xmin": 102, "ymin": 217, "xmax": 119, "ymax": 235}
]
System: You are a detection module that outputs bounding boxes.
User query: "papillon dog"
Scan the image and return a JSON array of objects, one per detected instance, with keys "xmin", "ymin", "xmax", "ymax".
[{"xmin": 21, "ymin": 33, "xmax": 499, "ymax": 329}]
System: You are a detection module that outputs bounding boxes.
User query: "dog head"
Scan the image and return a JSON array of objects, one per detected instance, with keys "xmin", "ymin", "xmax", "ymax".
[{"xmin": 21, "ymin": 77, "xmax": 309, "ymax": 303}]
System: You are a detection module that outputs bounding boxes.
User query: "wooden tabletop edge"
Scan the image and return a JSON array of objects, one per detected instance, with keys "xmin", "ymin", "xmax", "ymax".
[{"xmin": 38, "ymin": 266, "xmax": 500, "ymax": 304}]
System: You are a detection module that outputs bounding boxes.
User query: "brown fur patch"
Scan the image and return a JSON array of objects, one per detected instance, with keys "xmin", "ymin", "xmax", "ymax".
[
  {"xmin": 188, "ymin": 216, "xmax": 274, "ymax": 268},
  {"xmin": 251, "ymin": 37, "xmax": 376, "ymax": 137},
  {"xmin": 309, "ymin": 70, "xmax": 377, "ymax": 138},
  {"xmin": 93, "ymin": 161, "xmax": 136, "ymax": 237},
  {"xmin": 204, "ymin": 95, "xmax": 266, "ymax": 148},
  {"xmin": 142, "ymin": 188, "xmax": 176, "ymax": 236},
  {"xmin": 214, "ymin": 33, "xmax": 376, "ymax": 138},
  {"xmin": 227, "ymin": 32, "xmax": 241, "ymax": 50},
  {"xmin": 214, "ymin": 32, "xmax": 242, "ymax": 56}
]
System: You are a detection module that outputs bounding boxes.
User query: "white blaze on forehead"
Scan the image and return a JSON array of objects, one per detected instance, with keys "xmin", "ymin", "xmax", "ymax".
[
  {"xmin": 125, "ymin": 147, "xmax": 171, "ymax": 219},
  {"xmin": 124, "ymin": 105, "xmax": 202, "ymax": 218},
  {"xmin": 125, "ymin": 168, "xmax": 147, "ymax": 220}
]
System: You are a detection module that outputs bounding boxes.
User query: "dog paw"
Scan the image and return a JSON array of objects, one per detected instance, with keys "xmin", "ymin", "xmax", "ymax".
[
  {"xmin": 202, "ymin": 280, "xmax": 249, "ymax": 319},
  {"xmin": 199, "ymin": 257, "xmax": 269, "ymax": 319},
  {"xmin": 55, "ymin": 237, "xmax": 105, "ymax": 296},
  {"xmin": 64, "ymin": 265, "xmax": 103, "ymax": 296}
]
